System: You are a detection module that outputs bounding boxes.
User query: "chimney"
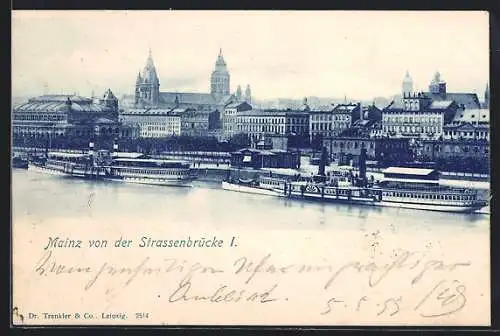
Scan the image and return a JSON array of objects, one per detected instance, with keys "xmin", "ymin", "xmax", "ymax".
[{"xmin": 359, "ymin": 102, "xmax": 363, "ymax": 121}]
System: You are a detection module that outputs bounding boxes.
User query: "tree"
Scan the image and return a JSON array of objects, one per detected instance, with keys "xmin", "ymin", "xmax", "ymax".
[
  {"xmin": 229, "ymin": 133, "xmax": 250, "ymax": 149},
  {"xmin": 311, "ymin": 134, "xmax": 324, "ymax": 150}
]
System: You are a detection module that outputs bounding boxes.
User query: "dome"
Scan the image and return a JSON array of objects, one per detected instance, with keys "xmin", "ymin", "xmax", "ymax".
[{"xmin": 431, "ymin": 71, "xmax": 443, "ymax": 84}]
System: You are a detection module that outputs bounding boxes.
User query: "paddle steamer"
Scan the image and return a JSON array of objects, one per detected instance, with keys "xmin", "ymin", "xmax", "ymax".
[
  {"xmin": 28, "ymin": 142, "xmax": 197, "ymax": 186},
  {"xmin": 100, "ymin": 152, "xmax": 197, "ymax": 187},
  {"xmin": 222, "ymin": 148, "xmax": 487, "ymax": 213},
  {"xmin": 28, "ymin": 151, "xmax": 98, "ymax": 177}
]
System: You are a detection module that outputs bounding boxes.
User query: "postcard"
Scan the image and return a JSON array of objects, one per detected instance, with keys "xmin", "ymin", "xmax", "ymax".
[{"xmin": 11, "ymin": 10, "xmax": 490, "ymax": 326}]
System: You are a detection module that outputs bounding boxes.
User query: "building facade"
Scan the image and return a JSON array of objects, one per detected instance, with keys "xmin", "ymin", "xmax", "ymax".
[
  {"xmin": 331, "ymin": 103, "xmax": 361, "ymax": 135},
  {"xmin": 181, "ymin": 109, "xmax": 220, "ymax": 137},
  {"xmin": 230, "ymin": 148, "xmax": 300, "ymax": 169},
  {"xmin": 222, "ymin": 101, "xmax": 252, "ymax": 139},
  {"xmin": 235, "ymin": 109, "xmax": 310, "ymax": 141},
  {"xmin": 120, "ymin": 107, "xmax": 220, "ymax": 138},
  {"xmin": 309, "ymin": 109, "xmax": 334, "ymax": 142},
  {"xmin": 382, "ymin": 91, "xmax": 458, "ymax": 139},
  {"xmin": 322, "ymin": 136, "xmax": 411, "ymax": 165},
  {"xmin": 119, "ymin": 108, "xmax": 182, "ymax": 138},
  {"xmin": 419, "ymin": 139, "xmax": 489, "ymax": 163},
  {"xmin": 12, "ymin": 90, "xmax": 133, "ymax": 140},
  {"xmin": 442, "ymin": 108, "xmax": 489, "ymax": 142}
]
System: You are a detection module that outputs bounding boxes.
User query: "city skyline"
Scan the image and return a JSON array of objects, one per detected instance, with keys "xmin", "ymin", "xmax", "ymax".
[{"xmin": 12, "ymin": 11, "xmax": 489, "ymax": 101}]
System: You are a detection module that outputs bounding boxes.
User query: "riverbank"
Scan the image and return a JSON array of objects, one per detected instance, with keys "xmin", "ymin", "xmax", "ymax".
[
  {"xmin": 13, "ymin": 146, "xmax": 489, "ymax": 187},
  {"xmin": 192, "ymin": 162, "xmax": 490, "ymax": 191}
]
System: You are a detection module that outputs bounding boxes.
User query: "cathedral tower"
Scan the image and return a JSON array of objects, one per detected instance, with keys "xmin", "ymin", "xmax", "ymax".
[
  {"xmin": 244, "ymin": 84, "xmax": 252, "ymax": 104},
  {"xmin": 429, "ymin": 71, "xmax": 447, "ymax": 97},
  {"xmin": 236, "ymin": 85, "xmax": 242, "ymax": 101},
  {"xmin": 135, "ymin": 49, "xmax": 160, "ymax": 107},
  {"xmin": 210, "ymin": 49, "xmax": 230, "ymax": 102},
  {"xmin": 402, "ymin": 71, "xmax": 413, "ymax": 97}
]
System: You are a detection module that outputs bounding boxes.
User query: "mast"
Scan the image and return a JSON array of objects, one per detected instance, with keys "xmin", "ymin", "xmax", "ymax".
[
  {"xmin": 318, "ymin": 145, "xmax": 327, "ymax": 176},
  {"xmin": 359, "ymin": 147, "xmax": 367, "ymax": 185}
]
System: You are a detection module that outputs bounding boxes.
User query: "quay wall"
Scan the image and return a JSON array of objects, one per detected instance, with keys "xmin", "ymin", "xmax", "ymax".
[{"xmin": 13, "ymin": 147, "xmax": 490, "ymax": 183}]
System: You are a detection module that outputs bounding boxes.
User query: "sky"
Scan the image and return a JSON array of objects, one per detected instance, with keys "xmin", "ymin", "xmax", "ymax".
[{"xmin": 12, "ymin": 11, "xmax": 489, "ymax": 101}]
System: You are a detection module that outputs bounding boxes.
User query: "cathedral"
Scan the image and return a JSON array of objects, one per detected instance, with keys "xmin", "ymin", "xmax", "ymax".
[
  {"xmin": 133, "ymin": 49, "xmax": 252, "ymax": 111},
  {"xmin": 401, "ymin": 70, "xmax": 482, "ymax": 109}
]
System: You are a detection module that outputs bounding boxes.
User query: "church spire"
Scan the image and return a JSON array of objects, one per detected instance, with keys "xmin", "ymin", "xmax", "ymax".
[
  {"xmin": 236, "ymin": 85, "xmax": 242, "ymax": 100},
  {"xmin": 146, "ymin": 48, "xmax": 155, "ymax": 70},
  {"xmin": 135, "ymin": 49, "xmax": 160, "ymax": 107},
  {"xmin": 216, "ymin": 48, "xmax": 226, "ymax": 67},
  {"xmin": 244, "ymin": 84, "xmax": 252, "ymax": 104},
  {"xmin": 136, "ymin": 70, "xmax": 142, "ymax": 84},
  {"xmin": 484, "ymin": 82, "xmax": 489, "ymax": 108}
]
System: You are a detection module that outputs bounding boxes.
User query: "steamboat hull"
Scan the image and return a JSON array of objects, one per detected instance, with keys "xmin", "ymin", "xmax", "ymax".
[
  {"xmin": 103, "ymin": 176, "xmax": 194, "ymax": 187},
  {"xmin": 29, "ymin": 163, "xmax": 105, "ymax": 179},
  {"xmin": 277, "ymin": 187, "xmax": 486, "ymax": 213},
  {"xmin": 28, "ymin": 163, "xmax": 69, "ymax": 177},
  {"xmin": 221, "ymin": 181, "xmax": 281, "ymax": 197},
  {"xmin": 376, "ymin": 200, "xmax": 486, "ymax": 213}
]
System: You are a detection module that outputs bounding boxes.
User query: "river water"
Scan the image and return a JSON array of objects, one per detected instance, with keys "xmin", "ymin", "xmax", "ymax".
[{"xmin": 12, "ymin": 168, "xmax": 489, "ymax": 232}]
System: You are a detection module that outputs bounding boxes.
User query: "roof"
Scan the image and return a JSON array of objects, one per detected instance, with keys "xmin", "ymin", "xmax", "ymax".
[
  {"xmin": 14, "ymin": 101, "xmax": 114, "ymax": 113},
  {"xmin": 309, "ymin": 109, "xmax": 333, "ymax": 114},
  {"xmin": 112, "ymin": 158, "xmax": 188, "ymax": 165},
  {"xmin": 353, "ymin": 119, "xmax": 375, "ymax": 127},
  {"xmin": 423, "ymin": 92, "xmax": 481, "ymax": 109},
  {"xmin": 48, "ymin": 152, "xmax": 89, "ymax": 158},
  {"xmin": 430, "ymin": 100, "xmax": 454, "ymax": 109},
  {"xmin": 120, "ymin": 108, "xmax": 181, "ymax": 116},
  {"xmin": 237, "ymin": 109, "xmax": 309, "ymax": 117},
  {"xmin": 452, "ymin": 108, "xmax": 489, "ymax": 123},
  {"xmin": 112, "ymin": 152, "xmax": 145, "ymax": 159},
  {"xmin": 93, "ymin": 117, "xmax": 117, "ymax": 124},
  {"xmin": 333, "ymin": 104, "xmax": 359, "ymax": 113},
  {"xmin": 444, "ymin": 122, "xmax": 489, "ymax": 131},
  {"xmin": 14, "ymin": 94, "xmax": 115, "ymax": 113},
  {"xmin": 310, "ymin": 105, "xmax": 334, "ymax": 112},
  {"xmin": 382, "ymin": 167, "xmax": 436, "ymax": 176},
  {"xmin": 29, "ymin": 95, "xmax": 92, "ymax": 103},
  {"xmin": 160, "ymin": 92, "xmax": 217, "ymax": 106},
  {"xmin": 225, "ymin": 101, "xmax": 252, "ymax": 110},
  {"xmin": 218, "ymin": 94, "xmax": 237, "ymax": 106},
  {"xmin": 233, "ymin": 148, "xmax": 275, "ymax": 155}
]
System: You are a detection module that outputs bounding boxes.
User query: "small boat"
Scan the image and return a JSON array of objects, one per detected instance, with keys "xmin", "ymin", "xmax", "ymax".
[{"xmin": 12, "ymin": 155, "xmax": 28, "ymax": 169}]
